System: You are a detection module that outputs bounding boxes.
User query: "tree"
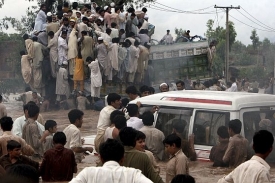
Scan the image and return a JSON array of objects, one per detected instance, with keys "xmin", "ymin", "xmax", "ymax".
[
  {"xmin": 250, "ymin": 29, "xmax": 260, "ymax": 50},
  {"xmin": 174, "ymin": 27, "xmax": 185, "ymax": 40}
]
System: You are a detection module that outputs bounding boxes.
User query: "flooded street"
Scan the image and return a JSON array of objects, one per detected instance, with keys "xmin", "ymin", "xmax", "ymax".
[{"xmin": 3, "ymin": 94, "xmax": 275, "ymax": 183}]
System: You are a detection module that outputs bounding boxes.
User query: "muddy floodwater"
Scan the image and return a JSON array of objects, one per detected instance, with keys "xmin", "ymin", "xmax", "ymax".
[{"xmin": 3, "ymin": 95, "xmax": 275, "ymax": 183}]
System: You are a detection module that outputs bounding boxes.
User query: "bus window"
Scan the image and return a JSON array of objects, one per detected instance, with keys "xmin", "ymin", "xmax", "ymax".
[
  {"xmin": 155, "ymin": 108, "xmax": 193, "ymax": 138},
  {"xmin": 193, "ymin": 111, "xmax": 230, "ymax": 146}
]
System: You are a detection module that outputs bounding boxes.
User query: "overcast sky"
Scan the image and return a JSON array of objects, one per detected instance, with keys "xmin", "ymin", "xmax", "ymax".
[{"xmin": 1, "ymin": 0, "xmax": 275, "ymax": 45}]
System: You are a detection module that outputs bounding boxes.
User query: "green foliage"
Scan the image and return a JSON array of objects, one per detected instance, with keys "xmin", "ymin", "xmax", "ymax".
[
  {"xmin": 174, "ymin": 27, "xmax": 186, "ymax": 40},
  {"xmin": 238, "ymin": 67, "xmax": 267, "ymax": 81},
  {"xmin": 235, "ymin": 53, "xmax": 256, "ymax": 66},
  {"xmin": 231, "ymin": 41, "xmax": 246, "ymax": 54},
  {"xmin": 250, "ymin": 29, "xmax": 260, "ymax": 50}
]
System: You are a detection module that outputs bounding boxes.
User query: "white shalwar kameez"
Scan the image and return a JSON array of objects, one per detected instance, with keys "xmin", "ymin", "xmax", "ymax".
[{"xmin": 88, "ymin": 60, "xmax": 102, "ymax": 98}]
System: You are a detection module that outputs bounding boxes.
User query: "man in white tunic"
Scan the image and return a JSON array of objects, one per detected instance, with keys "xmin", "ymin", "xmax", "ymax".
[
  {"xmin": 88, "ymin": 58, "xmax": 102, "ymax": 101},
  {"xmin": 58, "ymin": 31, "xmax": 68, "ymax": 66},
  {"xmin": 161, "ymin": 30, "xmax": 173, "ymax": 45},
  {"xmin": 34, "ymin": 4, "xmax": 47, "ymax": 32},
  {"xmin": 127, "ymin": 40, "xmax": 140, "ymax": 84},
  {"xmin": 67, "ymin": 24, "xmax": 78, "ymax": 76},
  {"xmin": 55, "ymin": 61, "xmax": 70, "ymax": 104},
  {"xmin": 70, "ymin": 139, "xmax": 152, "ymax": 183},
  {"xmin": 48, "ymin": 26, "xmax": 63, "ymax": 78}
]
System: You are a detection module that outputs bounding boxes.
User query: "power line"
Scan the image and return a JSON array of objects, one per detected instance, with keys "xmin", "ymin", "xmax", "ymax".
[
  {"xmin": 154, "ymin": 2, "xmax": 214, "ymax": 13},
  {"xmin": 240, "ymin": 6, "xmax": 275, "ymax": 32},
  {"xmin": 146, "ymin": 3, "xmax": 224, "ymax": 14},
  {"xmin": 229, "ymin": 15, "xmax": 275, "ymax": 32},
  {"xmin": 236, "ymin": 9, "xmax": 275, "ymax": 32}
]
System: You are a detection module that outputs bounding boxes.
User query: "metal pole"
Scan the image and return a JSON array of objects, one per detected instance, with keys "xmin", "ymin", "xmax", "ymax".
[{"xmin": 226, "ymin": 8, "xmax": 229, "ymax": 82}]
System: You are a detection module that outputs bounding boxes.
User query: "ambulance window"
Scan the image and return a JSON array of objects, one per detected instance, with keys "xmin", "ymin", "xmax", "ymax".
[
  {"xmin": 243, "ymin": 110, "xmax": 275, "ymax": 143},
  {"xmin": 193, "ymin": 111, "xmax": 230, "ymax": 146},
  {"xmin": 155, "ymin": 108, "xmax": 193, "ymax": 138}
]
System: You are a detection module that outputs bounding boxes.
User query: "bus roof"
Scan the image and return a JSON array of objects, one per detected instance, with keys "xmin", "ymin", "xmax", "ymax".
[{"xmin": 132, "ymin": 90, "xmax": 275, "ymax": 111}]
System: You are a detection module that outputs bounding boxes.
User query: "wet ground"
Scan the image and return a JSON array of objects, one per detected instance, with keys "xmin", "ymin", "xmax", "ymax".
[{"xmin": 3, "ymin": 94, "xmax": 275, "ymax": 183}]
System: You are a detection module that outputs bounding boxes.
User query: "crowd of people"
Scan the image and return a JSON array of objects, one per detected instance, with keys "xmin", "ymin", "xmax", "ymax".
[{"xmin": 21, "ymin": 1, "xmax": 153, "ymax": 109}]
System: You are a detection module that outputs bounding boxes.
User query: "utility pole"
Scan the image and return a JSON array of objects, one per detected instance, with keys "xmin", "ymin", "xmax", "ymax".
[{"xmin": 215, "ymin": 5, "xmax": 240, "ymax": 82}]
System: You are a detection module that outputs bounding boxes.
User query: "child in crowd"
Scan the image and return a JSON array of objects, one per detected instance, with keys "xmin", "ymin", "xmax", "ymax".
[
  {"xmin": 31, "ymin": 92, "xmax": 42, "ymax": 107},
  {"xmin": 41, "ymin": 120, "xmax": 57, "ymax": 152},
  {"xmin": 103, "ymin": 110, "xmax": 124, "ymax": 141},
  {"xmin": 134, "ymin": 131, "xmax": 160, "ymax": 174},
  {"xmin": 0, "ymin": 140, "xmax": 39, "ymax": 171},
  {"xmin": 40, "ymin": 132, "xmax": 77, "ymax": 182},
  {"xmin": 163, "ymin": 133, "xmax": 189, "ymax": 183},
  {"xmin": 76, "ymin": 91, "xmax": 90, "ymax": 110},
  {"xmin": 73, "ymin": 51, "xmax": 84, "ymax": 92}
]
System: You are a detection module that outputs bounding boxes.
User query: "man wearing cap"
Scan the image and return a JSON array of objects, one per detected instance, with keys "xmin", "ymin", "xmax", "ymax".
[
  {"xmin": 161, "ymin": 30, "xmax": 173, "ymax": 45},
  {"xmin": 94, "ymin": 18, "xmax": 104, "ymax": 32},
  {"xmin": 159, "ymin": 83, "xmax": 169, "ymax": 92},
  {"xmin": 56, "ymin": 61, "xmax": 70, "ymax": 107},
  {"xmin": 58, "ymin": 31, "xmax": 68, "ymax": 66},
  {"xmin": 46, "ymin": 16, "xmax": 59, "ymax": 43}
]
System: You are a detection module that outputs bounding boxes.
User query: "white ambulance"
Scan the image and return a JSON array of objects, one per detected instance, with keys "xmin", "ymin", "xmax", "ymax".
[{"xmin": 131, "ymin": 90, "xmax": 275, "ymax": 161}]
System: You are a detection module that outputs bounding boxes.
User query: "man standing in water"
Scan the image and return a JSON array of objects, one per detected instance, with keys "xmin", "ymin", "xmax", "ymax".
[{"xmin": 218, "ymin": 130, "xmax": 274, "ymax": 183}]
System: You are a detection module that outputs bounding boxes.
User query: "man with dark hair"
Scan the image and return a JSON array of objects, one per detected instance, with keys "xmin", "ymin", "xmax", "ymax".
[
  {"xmin": 3, "ymin": 164, "xmax": 39, "ymax": 183},
  {"xmin": 218, "ymin": 130, "xmax": 274, "ymax": 183},
  {"xmin": 119, "ymin": 127, "xmax": 164, "ymax": 183},
  {"xmin": 114, "ymin": 115, "xmax": 127, "ymax": 131},
  {"xmin": 12, "ymin": 102, "xmax": 44, "ymax": 138},
  {"xmin": 139, "ymin": 111, "xmax": 164, "ymax": 160},
  {"xmin": 0, "ymin": 140, "xmax": 39, "ymax": 171},
  {"xmin": 172, "ymin": 119, "xmax": 196, "ymax": 161},
  {"xmin": 171, "ymin": 174, "xmax": 195, "ymax": 183},
  {"xmin": 126, "ymin": 104, "xmax": 144, "ymax": 130},
  {"xmin": 41, "ymin": 120, "xmax": 57, "ymax": 152},
  {"xmin": 95, "ymin": 93, "xmax": 121, "ymax": 152},
  {"xmin": 163, "ymin": 133, "xmax": 189, "ymax": 183},
  {"xmin": 229, "ymin": 77, "xmax": 237, "ymax": 92},
  {"xmin": 139, "ymin": 85, "xmax": 150, "ymax": 97},
  {"xmin": 70, "ymin": 139, "xmax": 152, "ymax": 183},
  {"xmin": 209, "ymin": 126, "xmax": 229, "ymax": 167},
  {"xmin": 0, "ymin": 95, "xmax": 7, "ymax": 119},
  {"xmin": 223, "ymin": 119, "xmax": 248, "ymax": 168},
  {"xmin": 58, "ymin": 30, "xmax": 68, "ymax": 66},
  {"xmin": 104, "ymin": 110, "xmax": 125, "ymax": 141},
  {"xmin": 63, "ymin": 109, "xmax": 93, "ymax": 163},
  {"xmin": 22, "ymin": 104, "xmax": 44, "ymax": 160},
  {"xmin": 149, "ymin": 86, "xmax": 155, "ymax": 94},
  {"xmin": 125, "ymin": 85, "xmax": 139, "ymax": 100},
  {"xmin": 20, "ymin": 50, "xmax": 33, "ymax": 87},
  {"xmin": 176, "ymin": 80, "xmax": 185, "ymax": 90},
  {"xmin": 0, "ymin": 117, "xmax": 34, "ymax": 157},
  {"xmin": 40, "ymin": 132, "xmax": 77, "ymax": 181}
]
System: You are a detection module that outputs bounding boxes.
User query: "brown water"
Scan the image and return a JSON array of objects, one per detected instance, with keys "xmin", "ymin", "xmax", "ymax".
[{"xmin": 4, "ymin": 98, "xmax": 275, "ymax": 183}]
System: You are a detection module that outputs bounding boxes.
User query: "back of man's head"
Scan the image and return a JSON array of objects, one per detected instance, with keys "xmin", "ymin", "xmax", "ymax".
[
  {"xmin": 217, "ymin": 126, "xmax": 229, "ymax": 139},
  {"xmin": 228, "ymin": 119, "xmax": 242, "ymax": 134},
  {"xmin": 140, "ymin": 111, "xmax": 154, "ymax": 126},
  {"xmin": 5, "ymin": 164, "xmax": 39, "ymax": 183},
  {"xmin": 171, "ymin": 174, "xmax": 195, "ymax": 183},
  {"xmin": 99, "ymin": 139, "xmax": 124, "ymax": 163},
  {"xmin": 68, "ymin": 109, "xmax": 84, "ymax": 124},
  {"xmin": 114, "ymin": 115, "xmax": 127, "ymax": 130},
  {"xmin": 172, "ymin": 119, "xmax": 187, "ymax": 133},
  {"xmin": 126, "ymin": 104, "xmax": 138, "ymax": 117},
  {"xmin": 119, "ymin": 127, "xmax": 138, "ymax": 147},
  {"xmin": 253, "ymin": 130, "xmax": 274, "ymax": 155},
  {"xmin": 0, "ymin": 117, "xmax": 13, "ymax": 131},
  {"xmin": 53, "ymin": 132, "xmax": 66, "ymax": 145},
  {"xmin": 110, "ymin": 110, "xmax": 124, "ymax": 123},
  {"xmin": 27, "ymin": 104, "xmax": 39, "ymax": 118}
]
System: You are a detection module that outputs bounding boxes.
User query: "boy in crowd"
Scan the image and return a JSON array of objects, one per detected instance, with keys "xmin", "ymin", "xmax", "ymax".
[
  {"xmin": 134, "ymin": 131, "xmax": 160, "ymax": 173},
  {"xmin": 163, "ymin": 133, "xmax": 189, "ymax": 183},
  {"xmin": 223, "ymin": 119, "xmax": 248, "ymax": 168},
  {"xmin": 40, "ymin": 132, "xmax": 77, "ymax": 182},
  {"xmin": 218, "ymin": 130, "xmax": 274, "ymax": 183},
  {"xmin": 63, "ymin": 109, "xmax": 93, "ymax": 163},
  {"xmin": 0, "ymin": 116, "xmax": 34, "ymax": 157},
  {"xmin": 209, "ymin": 126, "xmax": 229, "ymax": 167},
  {"xmin": 0, "ymin": 140, "xmax": 39, "ymax": 171},
  {"xmin": 104, "ymin": 110, "xmax": 124, "ymax": 141},
  {"xmin": 126, "ymin": 104, "xmax": 144, "ymax": 130},
  {"xmin": 140, "ymin": 111, "xmax": 165, "ymax": 160},
  {"xmin": 41, "ymin": 120, "xmax": 57, "ymax": 152}
]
